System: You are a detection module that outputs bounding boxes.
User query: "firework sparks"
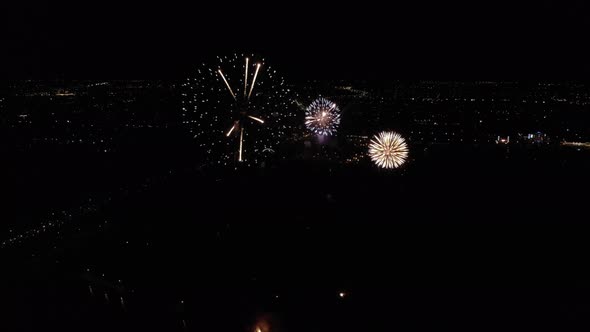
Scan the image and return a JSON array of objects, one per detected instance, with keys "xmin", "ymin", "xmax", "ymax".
[
  {"xmin": 244, "ymin": 57, "xmax": 249, "ymax": 98},
  {"xmin": 248, "ymin": 63, "xmax": 262, "ymax": 100},
  {"xmin": 182, "ymin": 54, "xmax": 297, "ymax": 166},
  {"xmin": 239, "ymin": 127, "xmax": 244, "ymax": 162},
  {"xmin": 248, "ymin": 115, "xmax": 265, "ymax": 124},
  {"xmin": 305, "ymin": 97, "xmax": 341, "ymax": 136},
  {"xmin": 217, "ymin": 69, "xmax": 236, "ymax": 101},
  {"xmin": 369, "ymin": 131, "xmax": 408, "ymax": 169},
  {"xmin": 226, "ymin": 123, "xmax": 237, "ymax": 137}
]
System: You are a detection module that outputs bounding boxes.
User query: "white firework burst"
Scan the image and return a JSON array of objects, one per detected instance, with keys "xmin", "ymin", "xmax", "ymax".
[
  {"xmin": 369, "ymin": 131, "xmax": 409, "ymax": 169},
  {"xmin": 181, "ymin": 54, "xmax": 297, "ymax": 166},
  {"xmin": 305, "ymin": 97, "xmax": 341, "ymax": 136}
]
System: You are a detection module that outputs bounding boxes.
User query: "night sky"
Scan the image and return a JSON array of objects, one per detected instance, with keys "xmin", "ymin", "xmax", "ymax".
[
  {"xmin": 4, "ymin": 3, "xmax": 590, "ymax": 331},
  {"xmin": 1, "ymin": 1, "xmax": 590, "ymax": 80}
]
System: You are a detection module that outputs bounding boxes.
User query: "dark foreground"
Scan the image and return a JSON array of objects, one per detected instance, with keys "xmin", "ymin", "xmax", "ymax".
[{"xmin": 2, "ymin": 144, "xmax": 590, "ymax": 331}]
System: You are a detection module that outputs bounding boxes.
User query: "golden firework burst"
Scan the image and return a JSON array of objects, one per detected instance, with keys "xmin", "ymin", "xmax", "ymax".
[{"xmin": 368, "ymin": 131, "xmax": 408, "ymax": 169}]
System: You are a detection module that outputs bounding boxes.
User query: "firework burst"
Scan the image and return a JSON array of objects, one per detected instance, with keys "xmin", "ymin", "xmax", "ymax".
[
  {"xmin": 181, "ymin": 54, "xmax": 297, "ymax": 166},
  {"xmin": 369, "ymin": 131, "xmax": 409, "ymax": 169},
  {"xmin": 305, "ymin": 97, "xmax": 341, "ymax": 136}
]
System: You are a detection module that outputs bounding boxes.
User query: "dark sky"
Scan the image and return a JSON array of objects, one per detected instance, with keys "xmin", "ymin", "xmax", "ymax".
[{"xmin": 1, "ymin": 1, "xmax": 589, "ymax": 80}]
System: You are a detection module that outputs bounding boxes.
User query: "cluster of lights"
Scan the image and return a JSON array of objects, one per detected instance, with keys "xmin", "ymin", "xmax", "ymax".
[
  {"xmin": 1, "ymin": 170, "xmax": 172, "ymax": 249},
  {"xmin": 562, "ymin": 141, "xmax": 590, "ymax": 148},
  {"xmin": 305, "ymin": 97, "xmax": 341, "ymax": 136},
  {"xmin": 1, "ymin": 202, "xmax": 100, "ymax": 249},
  {"xmin": 181, "ymin": 54, "xmax": 297, "ymax": 166},
  {"xmin": 85, "ymin": 267, "xmax": 128, "ymax": 310},
  {"xmin": 495, "ymin": 136, "xmax": 510, "ymax": 144},
  {"xmin": 344, "ymin": 151, "xmax": 366, "ymax": 164}
]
